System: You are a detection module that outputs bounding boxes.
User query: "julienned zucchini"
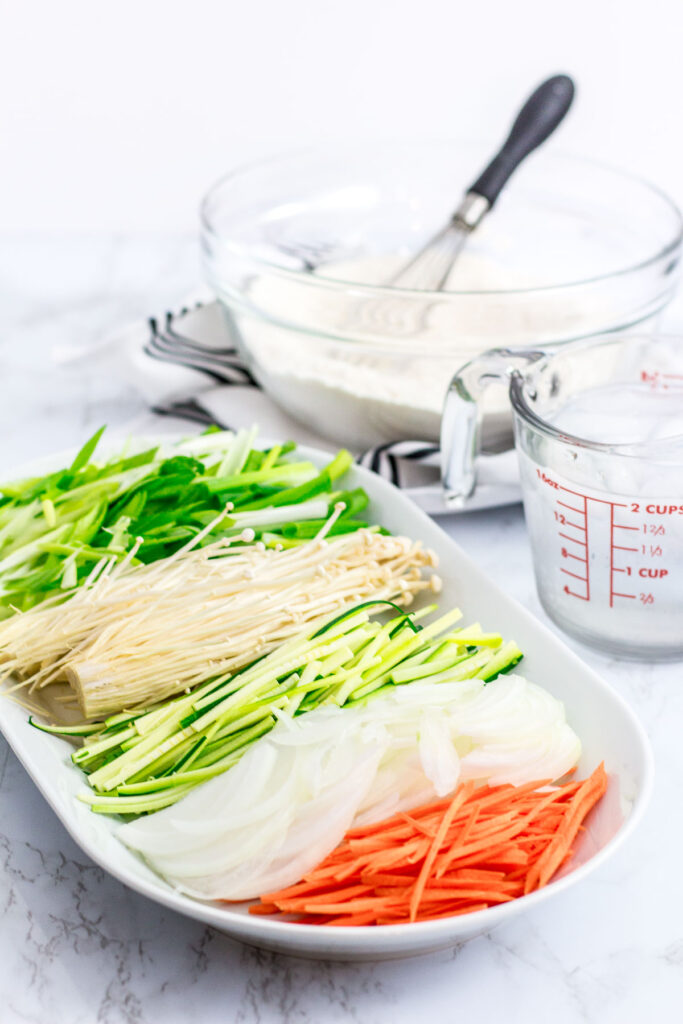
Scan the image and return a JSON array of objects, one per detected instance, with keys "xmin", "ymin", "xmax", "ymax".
[{"xmin": 478, "ymin": 641, "xmax": 524, "ymax": 682}]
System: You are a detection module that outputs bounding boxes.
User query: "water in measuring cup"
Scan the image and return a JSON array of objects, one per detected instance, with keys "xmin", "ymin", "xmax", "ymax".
[
  {"xmin": 550, "ymin": 382, "xmax": 683, "ymax": 444},
  {"xmin": 520, "ymin": 380, "xmax": 683, "ymax": 658}
]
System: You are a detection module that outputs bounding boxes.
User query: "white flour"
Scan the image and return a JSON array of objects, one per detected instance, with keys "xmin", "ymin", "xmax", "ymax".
[{"xmin": 231, "ymin": 252, "xmax": 625, "ymax": 447}]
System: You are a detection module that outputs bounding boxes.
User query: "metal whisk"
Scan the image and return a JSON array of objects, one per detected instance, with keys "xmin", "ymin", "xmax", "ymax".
[{"xmin": 390, "ymin": 74, "xmax": 575, "ymax": 291}]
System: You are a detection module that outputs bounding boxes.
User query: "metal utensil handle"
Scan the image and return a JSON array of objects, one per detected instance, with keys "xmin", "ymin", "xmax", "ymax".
[
  {"xmin": 466, "ymin": 74, "xmax": 575, "ymax": 211},
  {"xmin": 441, "ymin": 348, "xmax": 546, "ymax": 506}
]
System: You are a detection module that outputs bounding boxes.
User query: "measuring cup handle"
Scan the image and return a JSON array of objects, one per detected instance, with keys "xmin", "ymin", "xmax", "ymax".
[{"xmin": 441, "ymin": 348, "xmax": 545, "ymax": 506}]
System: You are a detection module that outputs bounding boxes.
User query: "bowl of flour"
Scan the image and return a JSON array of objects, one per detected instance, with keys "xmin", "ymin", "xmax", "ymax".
[{"xmin": 201, "ymin": 143, "xmax": 682, "ymax": 449}]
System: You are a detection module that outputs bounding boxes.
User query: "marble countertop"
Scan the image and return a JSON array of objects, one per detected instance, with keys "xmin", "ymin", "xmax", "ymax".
[{"xmin": 1, "ymin": 236, "xmax": 682, "ymax": 1024}]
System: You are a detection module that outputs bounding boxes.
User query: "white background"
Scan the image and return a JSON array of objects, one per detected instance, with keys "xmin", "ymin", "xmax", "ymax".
[{"xmin": 3, "ymin": 0, "xmax": 683, "ymax": 233}]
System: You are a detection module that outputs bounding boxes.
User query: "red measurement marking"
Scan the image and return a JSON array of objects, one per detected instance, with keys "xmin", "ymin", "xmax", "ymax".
[
  {"xmin": 559, "ymin": 532, "xmax": 586, "ymax": 547},
  {"xmin": 564, "ymin": 520, "xmax": 587, "ymax": 532},
  {"xmin": 561, "ymin": 568, "xmax": 588, "ymax": 582},
  {"xmin": 609, "ymin": 502, "xmax": 641, "ymax": 607},
  {"xmin": 558, "ymin": 483, "xmax": 627, "ymax": 508},
  {"xmin": 609, "ymin": 504, "xmax": 614, "ymax": 608},
  {"xmin": 559, "ymin": 492, "xmax": 590, "ymax": 602},
  {"xmin": 584, "ymin": 494, "xmax": 590, "ymax": 601},
  {"xmin": 548, "ymin": 474, "xmax": 672, "ymax": 609},
  {"xmin": 640, "ymin": 370, "xmax": 683, "ymax": 391}
]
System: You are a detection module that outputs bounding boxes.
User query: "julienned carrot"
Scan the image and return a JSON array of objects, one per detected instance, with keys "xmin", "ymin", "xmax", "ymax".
[
  {"xmin": 409, "ymin": 781, "xmax": 475, "ymax": 921},
  {"xmin": 248, "ymin": 763, "xmax": 607, "ymax": 926},
  {"xmin": 524, "ymin": 768, "xmax": 607, "ymax": 894}
]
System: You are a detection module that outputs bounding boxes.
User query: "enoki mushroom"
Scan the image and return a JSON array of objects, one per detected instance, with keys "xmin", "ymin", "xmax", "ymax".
[{"xmin": 0, "ymin": 528, "xmax": 439, "ymax": 718}]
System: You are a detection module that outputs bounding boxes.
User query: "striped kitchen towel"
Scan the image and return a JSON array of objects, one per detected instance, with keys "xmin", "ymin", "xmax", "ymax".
[{"xmin": 98, "ymin": 297, "xmax": 520, "ymax": 514}]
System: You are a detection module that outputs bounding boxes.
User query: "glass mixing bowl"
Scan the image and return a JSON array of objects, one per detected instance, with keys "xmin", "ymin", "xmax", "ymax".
[{"xmin": 200, "ymin": 142, "xmax": 683, "ymax": 450}]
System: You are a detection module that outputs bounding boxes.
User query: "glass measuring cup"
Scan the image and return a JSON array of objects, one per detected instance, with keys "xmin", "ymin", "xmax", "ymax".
[{"xmin": 442, "ymin": 333, "xmax": 683, "ymax": 659}]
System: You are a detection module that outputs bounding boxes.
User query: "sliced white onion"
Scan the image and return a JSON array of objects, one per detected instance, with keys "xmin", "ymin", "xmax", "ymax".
[{"xmin": 118, "ymin": 673, "xmax": 581, "ymax": 900}]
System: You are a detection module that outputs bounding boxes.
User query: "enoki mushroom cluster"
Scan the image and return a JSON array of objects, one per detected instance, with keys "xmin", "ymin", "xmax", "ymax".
[{"xmin": 0, "ymin": 529, "xmax": 439, "ymax": 718}]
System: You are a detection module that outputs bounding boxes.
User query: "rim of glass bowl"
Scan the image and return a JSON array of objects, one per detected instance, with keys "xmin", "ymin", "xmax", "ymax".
[
  {"xmin": 508, "ymin": 333, "xmax": 683, "ymax": 457},
  {"xmin": 200, "ymin": 143, "xmax": 683, "ymax": 298}
]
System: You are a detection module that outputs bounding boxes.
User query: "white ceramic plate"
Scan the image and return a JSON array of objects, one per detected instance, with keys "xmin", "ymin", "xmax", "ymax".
[{"xmin": 0, "ymin": 440, "xmax": 653, "ymax": 961}]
